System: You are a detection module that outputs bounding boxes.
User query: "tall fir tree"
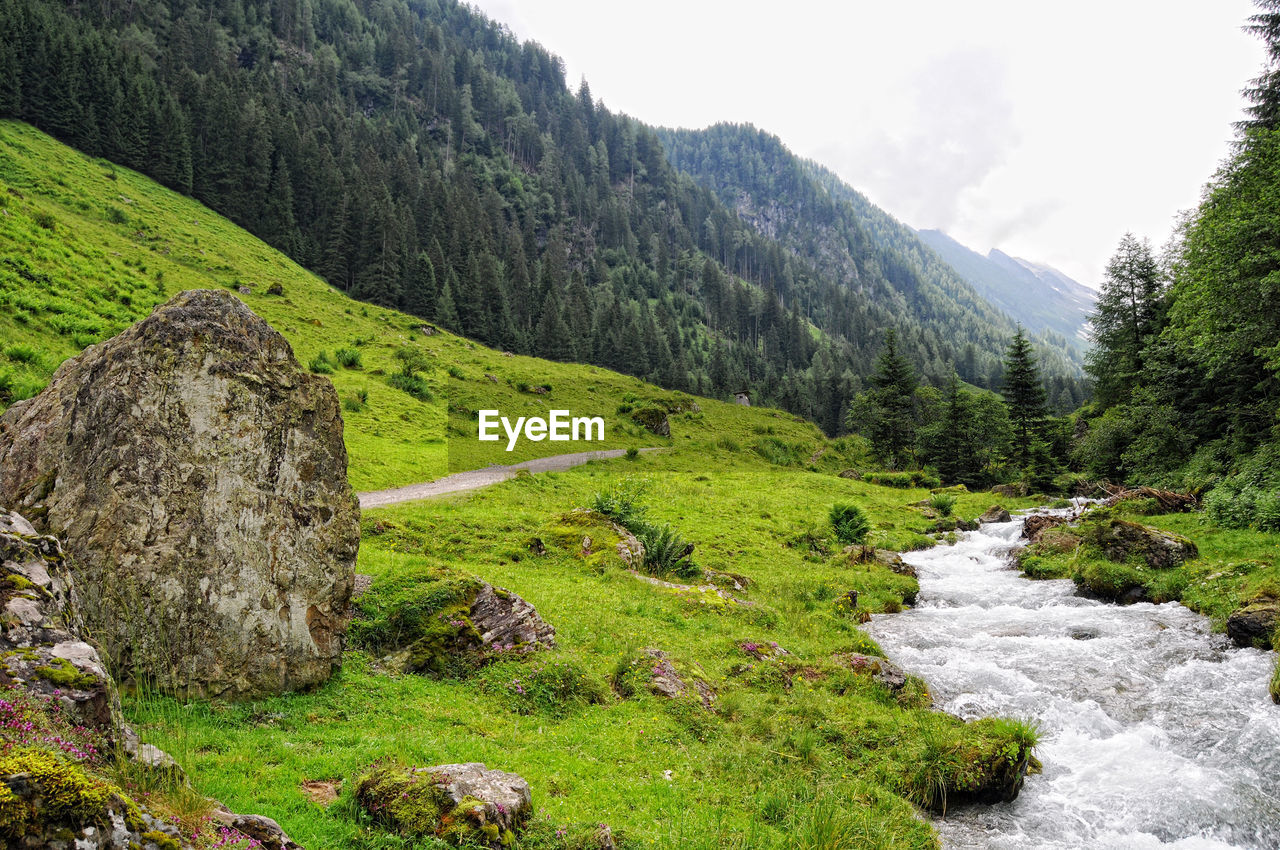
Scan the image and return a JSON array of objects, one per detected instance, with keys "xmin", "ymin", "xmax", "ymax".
[
  {"xmin": 851, "ymin": 329, "xmax": 919, "ymax": 467},
  {"xmin": 436, "ymin": 271, "xmax": 461, "ymax": 330},
  {"xmin": 535, "ymin": 289, "xmax": 575, "ymax": 362},
  {"xmin": 1002, "ymin": 329, "xmax": 1048, "ymax": 468},
  {"xmin": 1086, "ymin": 233, "xmax": 1163, "ymax": 406}
]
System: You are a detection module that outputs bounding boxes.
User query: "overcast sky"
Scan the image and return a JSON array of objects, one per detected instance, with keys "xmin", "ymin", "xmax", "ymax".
[{"xmin": 468, "ymin": 0, "xmax": 1265, "ymax": 286}]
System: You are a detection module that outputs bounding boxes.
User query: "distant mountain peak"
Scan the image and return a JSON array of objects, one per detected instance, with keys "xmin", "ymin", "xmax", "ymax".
[{"xmin": 917, "ymin": 231, "xmax": 1096, "ymax": 348}]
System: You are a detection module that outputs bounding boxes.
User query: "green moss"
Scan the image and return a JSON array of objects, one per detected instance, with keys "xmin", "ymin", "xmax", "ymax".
[
  {"xmin": 1075, "ymin": 560, "xmax": 1148, "ymax": 602},
  {"xmin": 401, "ymin": 605, "xmax": 483, "ymax": 678},
  {"xmin": 354, "ymin": 764, "xmax": 515, "ymax": 845},
  {"xmin": 348, "ymin": 572, "xmax": 483, "ymax": 664},
  {"xmin": 33, "ymin": 656, "xmax": 98, "ymax": 689},
  {"xmin": 1, "ymin": 572, "xmax": 36, "ymax": 592},
  {"xmin": 2, "ymin": 647, "xmax": 39, "ymax": 662},
  {"xmin": 544, "ymin": 512, "xmax": 628, "ymax": 573},
  {"xmin": 0, "ymin": 747, "xmax": 121, "ymax": 838},
  {"xmin": 140, "ymin": 830, "xmax": 181, "ymax": 850},
  {"xmin": 354, "ymin": 761, "xmax": 451, "ymax": 838}
]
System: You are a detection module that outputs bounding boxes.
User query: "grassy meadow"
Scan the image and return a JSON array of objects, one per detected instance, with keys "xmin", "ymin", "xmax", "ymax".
[
  {"xmin": 0, "ymin": 119, "xmax": 1155, "ymax": 849},
  {"xmin": 128, "ymin": 448, "xmax": 1042, "ymax": 849}
]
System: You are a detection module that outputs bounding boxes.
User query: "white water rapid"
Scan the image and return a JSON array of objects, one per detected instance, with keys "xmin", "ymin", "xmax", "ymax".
[{"xmin": 864, "ymin": 507, "xmax": 1280, "ymax": 849}]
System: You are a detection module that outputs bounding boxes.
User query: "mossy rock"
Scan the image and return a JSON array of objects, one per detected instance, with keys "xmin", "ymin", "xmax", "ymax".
[
  {"xmin": 354, "ymin": 761, "xmax": 531, "ymax": 847},
  {"xmin": 613, "ymin": 648, "xmax": 715, "ymax": 707},
  {"xmin": 1035, "ymin": 525, "xmax": 1084, "ymax": 553},
  {"xmin": 1226, "ymin": 601, "xmax": 1280, "ymax": 648},
  {"xmin": 0, "ymin": 747, "xmax": 181, "ymax": 846},
  {"xmin": 33, "ymin": 656, "xmax": 98, "ymax": 689},
  {"xmin": 1090, "ymin": 519, "xmax": 1196, "ymax": 569},
  {"xmin": 902, "ymin": 718, "xmax": 1038, "ymax": 814},
  {"xmin": 349, "ymin": 573, "xmax": 486, "ymax": 677},
  {"xmin": 1074, "ymin": 559, "xmax": 1149, "ymax": 604},
  {"xmin": 544, "ymin": 510, "xmax": 636, "ymax": 571},
  {"xmin": 629, "ymin": 406, "xmax": 670, "ymax": 437}
]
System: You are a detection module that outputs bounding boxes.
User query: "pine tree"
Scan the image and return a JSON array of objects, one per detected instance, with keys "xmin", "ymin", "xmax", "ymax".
[
  {"xmin": 1002, "ymin": 329, "xmax": 1048, "ymax": 467},
  {"xmin": 404, "ymin": 251, "xmax": 438, "ymax": 320},
  {"xmin": 935, "ymin": 373, "xmax": 972, "ymax": 485},
  {"xmin": 436, "ymin": 271, "xmax": 461, "ymax": 330},
  {"xmin": 535, "ymin": 289, "xmax": 575, "ymax": 361},
  {"xmin": 1086, "ymin": 233, "xmax": 1163, "ymax": 406},
  {"xmin": 850, "ymin": 329, "xmax": 918, "ymax": 467},
  {"xmin": 1241, "ymin": 0, "xmax": 1280, "ymax": 133}
]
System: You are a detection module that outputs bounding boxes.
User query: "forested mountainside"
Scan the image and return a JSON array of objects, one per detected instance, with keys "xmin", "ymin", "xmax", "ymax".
[
  {"xmin": 1076, "ymin": 3, "xmax": 1280, "ymax": 506},
  {"xmin": 1, "ymin": 0, "xmax": 1084, "ymax": 435},
  {"xmin": 656, "ymin": 123, "xmax": 1089, "ymax": 411},
  {"xmin": 916, "ymin": 230, "xmax": 1096, "ymax": 353}
]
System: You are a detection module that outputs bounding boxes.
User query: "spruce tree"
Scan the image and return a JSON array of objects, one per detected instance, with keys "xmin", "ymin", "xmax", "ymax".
[
  {"xmin": 404, "ymin": 251, "xmax": 438, "ymax": 320},
  {"xmin": 1086, "ymin": 233, "xmax": 1163, "ymax": 406},
  {"xmin": 535, "ymin": 289, "xmax": 575, "ymax": 362},
  {"xmin": 851, "ymin": 329, "xmax": 918, "ymax": 467},
  {"xmin": 1002, "ymin": 329, "xmax": 1048, "ymax": 467},
  {"xmin": 936, "ymin": 372, "xmax": 973, "ymax": 485},
  {"xmin": 436, "ymin": 272, "xmax": 461, "ymax": 330}
]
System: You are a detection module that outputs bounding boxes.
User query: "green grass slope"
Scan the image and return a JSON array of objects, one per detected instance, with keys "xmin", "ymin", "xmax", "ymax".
[
  {"xmin": 0, "ymin": 121, "xmax": 1049, "ymax": 849},
  {"xmin": 132, "ymin": 452, "xmax": 1042, "ymax": 849},
  {"xmin": 0, "ymin": 120, "xmax": 835, "ymax": 485},
  {"xmin": 0, "ymin": 120, "xmax": 449, "ymax": 490}
]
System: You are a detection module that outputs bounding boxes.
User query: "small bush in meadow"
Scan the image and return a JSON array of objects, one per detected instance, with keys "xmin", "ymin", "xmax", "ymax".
[
  {"xmin": 4, "ymin": 344, "xmax": 39, "ymax": 364},
  {"xmin": 830, "ymin": 503, "xmax": 871, "ymax": 545},
  {"xmin": 929, "ymin": 493, "xmax": 956, "ymax": 517},
  {"xmin": 308, "ymin": 351, "xmax": 335, "ymax": 374},
  {"xmin": 342, "ymin": 388, "xmax": 369, "ymax": 413},
  {"xmin": 589, "ymin": 478, "xmax": 649, "ymax": 528},
  {"xmin": 334, "ymin": 347, "xmax": 362, "ymax": 369},
  {"xmin": 635, "ymin": 522, "xmax": 698, "ymax": 579}
]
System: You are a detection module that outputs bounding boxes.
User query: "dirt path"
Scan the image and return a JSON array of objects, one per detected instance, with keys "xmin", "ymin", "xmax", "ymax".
[{"xmin": 357, "ymin": 448, "xmax": 661, "ymax": 509}]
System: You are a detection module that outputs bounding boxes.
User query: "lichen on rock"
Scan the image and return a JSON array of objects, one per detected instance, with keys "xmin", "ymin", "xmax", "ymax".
[
  {"xmin": 0, "ymin": 746, "xmax": 186, "ymax": 849},
  {"xmin": 0, "ymin": 290, "xmax": 360, "ymax": 698},
  {"xmin": 0, "ymin": 511, "xmax": 121, "ymax": 737}
]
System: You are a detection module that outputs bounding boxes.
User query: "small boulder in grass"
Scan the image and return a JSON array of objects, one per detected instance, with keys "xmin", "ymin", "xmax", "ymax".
[
  {"xmin": 841, "ymin": 652, "xmax": 908, "ymax": 692},
  {"xmin": 355, "ymin": 761, "xmax": 532, "ymax": 847}
]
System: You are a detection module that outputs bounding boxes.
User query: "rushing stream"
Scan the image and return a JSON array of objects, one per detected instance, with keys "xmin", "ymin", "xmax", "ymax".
[{"xmin": 865, "ymin": 507, "xmax": 1280, "ymax": 849}]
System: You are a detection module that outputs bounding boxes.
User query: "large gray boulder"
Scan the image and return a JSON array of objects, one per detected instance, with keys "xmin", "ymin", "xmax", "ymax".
[
  {"xmin": 0, "ymin": 290, "xmax": 360, "ymax": 698},
  {"xmin": 980, "ymin": 505, "xmax": 1013, "ymax": 524}
]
